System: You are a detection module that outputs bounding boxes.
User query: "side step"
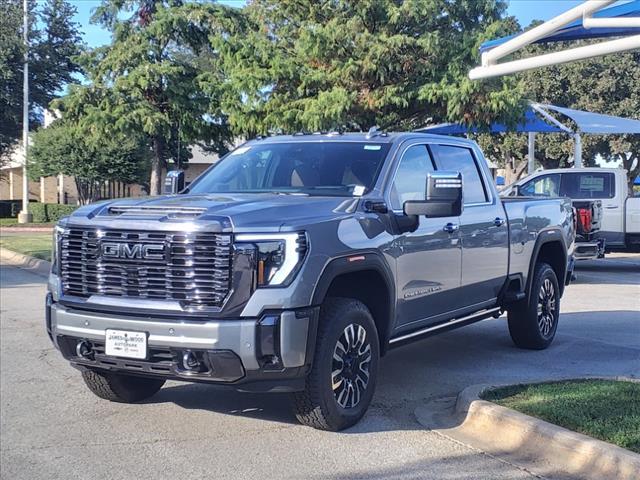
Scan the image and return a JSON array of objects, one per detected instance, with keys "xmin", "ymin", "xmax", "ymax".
[{"xmin": 388, "ymin": 307, "xmax": 501, "ymax": 348}]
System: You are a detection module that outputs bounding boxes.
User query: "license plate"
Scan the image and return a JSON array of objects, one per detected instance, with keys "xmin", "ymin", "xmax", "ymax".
[{"xmin": 105, "ymin": 329, "xmax": 148, "ymax": 359}]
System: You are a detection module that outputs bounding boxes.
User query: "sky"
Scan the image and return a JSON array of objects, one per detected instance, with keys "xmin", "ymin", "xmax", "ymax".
[{"xmin": 70, "ymin": 0, "xmax": 590, "ymax": 49}]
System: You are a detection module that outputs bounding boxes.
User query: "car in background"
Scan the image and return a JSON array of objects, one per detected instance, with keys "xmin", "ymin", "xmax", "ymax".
[{"xmin": 502, "ymin": 168, "xmax": 640, "ymax": 257}]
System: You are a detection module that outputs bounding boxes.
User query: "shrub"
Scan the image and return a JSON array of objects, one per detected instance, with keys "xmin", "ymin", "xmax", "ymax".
[{"xmin": 30, "ymin": 203, "xmax": 77, "ymax": 223}]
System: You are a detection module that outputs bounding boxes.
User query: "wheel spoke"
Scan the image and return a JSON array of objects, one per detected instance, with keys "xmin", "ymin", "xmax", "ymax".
[
  {"xmin": 332, "ymin": 368, "xmax": 344, "ymax": 390},
  {"xmin": 355, "ymin": 325, "xmax": 367, "ymax": 351}
]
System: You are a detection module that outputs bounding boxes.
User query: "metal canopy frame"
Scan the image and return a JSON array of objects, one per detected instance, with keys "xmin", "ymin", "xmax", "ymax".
[
  {"xmin": 469, "ymin": 0, "xmax": 640, "ymax": 80},
  {"xmin": 418, "ymin": 102, "xmax": 640, "ymax": 173}
]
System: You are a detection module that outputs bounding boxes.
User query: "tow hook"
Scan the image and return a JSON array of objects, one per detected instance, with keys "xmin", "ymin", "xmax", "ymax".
[
  {"xmin": 182, "ymin": 351, "xmax": 201, "ymax": 371},
  {"xmin": 76, "ymin": 340, "xmax": 94, "ymax": 359}
]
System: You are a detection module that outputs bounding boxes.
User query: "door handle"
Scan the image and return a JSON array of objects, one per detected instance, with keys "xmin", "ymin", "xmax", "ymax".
[
  {"xmin": 494, "ymin": 217, "xmax": 505, "ymax": 227},
  {"xmin": 443, "ymin": 223, "xmax": 459, "ymax": 234},
  {"xmin": 604, "ymin": 206, "xmax": 618, "ymax": 209}
]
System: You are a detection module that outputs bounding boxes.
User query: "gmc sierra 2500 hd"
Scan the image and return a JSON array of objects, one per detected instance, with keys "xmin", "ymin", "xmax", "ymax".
[{"xmin": 46, "ymin": 132, "xmax": 575, "ymax": 431}]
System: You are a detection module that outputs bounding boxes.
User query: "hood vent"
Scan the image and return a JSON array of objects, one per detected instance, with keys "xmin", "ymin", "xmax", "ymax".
[{"xmin": 107, "ymin": 205, "xmax": 207, "ymax": 219}]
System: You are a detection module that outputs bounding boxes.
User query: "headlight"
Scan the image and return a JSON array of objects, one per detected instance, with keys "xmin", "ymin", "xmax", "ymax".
[
  {"xmin": 52, "ymin": 225, "xmax": 65, "ymax": 273},
  {"xmin": 235, "ymin": 233, "xmax": 307, "ymax": 287}
]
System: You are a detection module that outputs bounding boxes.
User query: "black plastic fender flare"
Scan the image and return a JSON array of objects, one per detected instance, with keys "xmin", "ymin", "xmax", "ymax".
[
  {"xmin": 526, "ymin": 228, "xmax": 568, "ymax": 303},
  {"xmin": 311, "ymin": 251, "xmax": 396, "ymax": 354}
]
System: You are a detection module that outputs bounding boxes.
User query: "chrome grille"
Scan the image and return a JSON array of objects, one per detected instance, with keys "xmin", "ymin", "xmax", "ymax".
[{"xmin": 60, "ymin": 228, "xmax": 232, "ymax": 308}]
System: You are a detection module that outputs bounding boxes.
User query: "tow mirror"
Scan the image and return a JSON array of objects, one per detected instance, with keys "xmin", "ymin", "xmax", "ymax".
[{"xmin": 403, "ymin": 171, "xmax": 463, "ymax": 218}]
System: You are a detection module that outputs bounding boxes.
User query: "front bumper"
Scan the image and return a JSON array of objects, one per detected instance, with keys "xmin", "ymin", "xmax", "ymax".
[{"xmin": 47, "ymin": 298, "xmax": 318, "ymax": 392}]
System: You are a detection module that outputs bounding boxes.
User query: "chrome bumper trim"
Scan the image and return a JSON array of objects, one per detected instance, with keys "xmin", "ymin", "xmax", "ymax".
[{"xmin": 50, "ymin": 303, "xmax": 261, "ymax": 370}]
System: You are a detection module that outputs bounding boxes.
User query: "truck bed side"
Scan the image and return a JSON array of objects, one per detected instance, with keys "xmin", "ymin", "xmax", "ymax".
[{"xmin": 501, "ymin": 196, "xmax": 575, "ymax": 290}]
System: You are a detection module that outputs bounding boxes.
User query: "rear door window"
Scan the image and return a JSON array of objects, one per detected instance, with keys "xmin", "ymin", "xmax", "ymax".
[
  {"xmin": 430, "ymin": 145, "xmax": 488, "ymax": 204},
  {"xmin": 559, "ymin": 172, "xmax": 615, "ymax": 199}
]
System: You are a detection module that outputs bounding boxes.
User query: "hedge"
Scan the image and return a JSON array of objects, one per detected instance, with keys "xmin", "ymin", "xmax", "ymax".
[{"xmin": 30, "ymin": 203, "xmax": 77, "ymax": 223}]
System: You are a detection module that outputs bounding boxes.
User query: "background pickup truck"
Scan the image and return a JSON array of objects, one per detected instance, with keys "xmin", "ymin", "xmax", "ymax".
[
  {"xmin": 47, "ymin": 132, "xmax": 575, "ymax": 431},
  {"xmin": 502, "ymin": 167, "xmax": 640, "ymax": 257}
]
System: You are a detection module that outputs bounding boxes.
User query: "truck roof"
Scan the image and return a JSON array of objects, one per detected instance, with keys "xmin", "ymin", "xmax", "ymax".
[{"xmin": 246, "ymin": 131, "xmax": 475, "ymax": 146}]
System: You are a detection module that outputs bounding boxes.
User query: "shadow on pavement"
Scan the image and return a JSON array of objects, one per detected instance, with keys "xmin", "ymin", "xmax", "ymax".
[
  {"xmin": 573, "ymin": 257, "xmax": 640, "ymax": 285},
  {"xmin": 144, "ymin": 310, "xmax": 639, "ymax": 434}
]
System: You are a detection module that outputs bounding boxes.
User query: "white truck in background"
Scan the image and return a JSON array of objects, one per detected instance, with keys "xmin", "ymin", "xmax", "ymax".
[{"xmin": 502, "ymin": 168, "xmax": 640, "ymax": 258}]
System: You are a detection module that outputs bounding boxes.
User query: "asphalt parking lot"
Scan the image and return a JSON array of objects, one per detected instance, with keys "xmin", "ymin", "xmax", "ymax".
[{"xmin": 1, "ymin": 253, "xmax": 638, "ymax": 480}]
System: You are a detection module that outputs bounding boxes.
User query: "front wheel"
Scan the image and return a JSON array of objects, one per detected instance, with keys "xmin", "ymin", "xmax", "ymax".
[
  {"xmin": 82, "ymin": 370, "xmax": 165, "ymax": 403},
  {"xmin": 508, "ymin": 262, "xmax": 560, "ymax": 350},
  {"xmin": 293, "ymin": 298, "xmax": 380, "ymax": 431}
]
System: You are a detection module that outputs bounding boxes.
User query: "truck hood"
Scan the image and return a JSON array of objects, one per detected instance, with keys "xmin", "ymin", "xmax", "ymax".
[{"xmin": 67, "ymin": 193, "xmax": 361, "ymax": 231}]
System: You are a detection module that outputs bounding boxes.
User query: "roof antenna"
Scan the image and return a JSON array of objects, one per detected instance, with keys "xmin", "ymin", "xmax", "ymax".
[{"xmin": 366, "ymin": 126, "xmax": 379, "ymax": 139}]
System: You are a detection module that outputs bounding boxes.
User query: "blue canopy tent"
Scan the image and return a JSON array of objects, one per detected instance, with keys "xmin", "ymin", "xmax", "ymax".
[
  {"xmin": 418, "ymin": 103, "xmax": 640, "ymax": 173},
  {"xmin": 480, "ymin": 1, "xmax": 640, "ymax": 53}
]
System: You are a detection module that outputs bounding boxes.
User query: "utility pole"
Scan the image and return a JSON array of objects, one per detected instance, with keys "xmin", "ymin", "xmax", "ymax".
[{"xmin": 18, "ymin": 0, "xmax": 32, "ymax": 223}]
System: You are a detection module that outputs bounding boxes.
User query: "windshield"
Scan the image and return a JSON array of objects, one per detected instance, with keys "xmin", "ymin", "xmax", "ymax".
[{"xmin": 188, "ymin": 141, "xmax": 391, "ymax": 197}]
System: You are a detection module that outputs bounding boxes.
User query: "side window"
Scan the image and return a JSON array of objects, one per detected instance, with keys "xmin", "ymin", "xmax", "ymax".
[
  {"xmin": 431, "ymin": 145, "xmax": 488, "ymax": 204},
  {"xmin": 390, "ymin": 145, "xmax": 435, "ymax": 210},
  {"xmin": 559, "ymin": 172, "xmax": 615, "ymax": 199},
  {"xmin": 520, "ymin": 174, "xmax": 561, "ymax": 197}
]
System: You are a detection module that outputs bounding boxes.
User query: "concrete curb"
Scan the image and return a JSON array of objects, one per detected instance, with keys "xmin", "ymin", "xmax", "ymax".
[
  {"xmin": 0, "ymin": 248, "xmax": 51, "ymax": 278},
  {"xmin": 0, "ymin": 226, "xmax": 53, "ymax": 233},
  {"xmin": 456, "ymin": 380, "xmax": 640, "ymax": 480}
]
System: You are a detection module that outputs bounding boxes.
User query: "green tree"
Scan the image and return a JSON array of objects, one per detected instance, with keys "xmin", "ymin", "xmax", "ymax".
[
  {"xmin": 61, "ymin": 0, "xmax": 231, "ymax": 195},
  {"xmin": 29, "ymin": 120, "xmax": 149, "ymax": 204},
  {"xmin": 0, "ymin": 0, "xmax": 82, "ymax": 159},
  {"xmin": 204, "ymin": 0, "xmax": 525, "ymax": 136},
  {"xmin": 521, "ymin": 47, "xmax": 640, "ymax": 193}
]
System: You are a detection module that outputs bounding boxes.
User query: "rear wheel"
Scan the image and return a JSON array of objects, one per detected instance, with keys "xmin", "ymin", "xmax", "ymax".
[
  {"xmin": 293, "ymin": 298, "xmax": 379, "ymax": 431},
  {"xmin": 82, "ymin": 370, "xmax": 165, "ymax": 403},
  {"xmin": 508, "ymin": 262, "xmax": 560, "ymax": 350}
]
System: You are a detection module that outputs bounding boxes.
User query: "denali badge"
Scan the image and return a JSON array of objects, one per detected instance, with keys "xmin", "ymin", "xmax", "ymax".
[{"xmin": 101, "ymin": 242, "xmax": 165, "ymax": 260}]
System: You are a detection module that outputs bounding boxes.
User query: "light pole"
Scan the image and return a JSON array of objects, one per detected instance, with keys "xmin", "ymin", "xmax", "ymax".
[{"xmin": 18, "ymin": 0, "xmax": 32, "ymax": 224}]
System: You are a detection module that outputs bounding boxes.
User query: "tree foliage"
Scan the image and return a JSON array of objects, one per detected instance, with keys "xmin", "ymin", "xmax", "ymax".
[
  {"xmin": 0, "ymin": 0, "xmax": 82, "ymax": 159},
  {"xmin": 521, "ymin": 47, "xmax": 640, "ymax": 192},
  {"xmin": 477, "ymin": 31, "xmax": 640, "ymax": 192},
  {"xmin": 58, "ymin": 0, "xmax": 232, "ymax": 195},
  {"xmin": 29, "ymin": 119, "xmax": 148, "ymax": 204},
  {"xmin": 204, "ymin": 0, "xmax": 525, "ymax": 136}
]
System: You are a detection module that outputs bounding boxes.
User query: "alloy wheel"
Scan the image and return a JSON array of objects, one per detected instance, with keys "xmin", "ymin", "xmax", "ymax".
[
  {"xmin": 331, "ymin": 323, "xmax": 372, "ymax": 409},
  {"xmin": 537, "ymin": 277, "xmax": 557, "ymax": 338}
]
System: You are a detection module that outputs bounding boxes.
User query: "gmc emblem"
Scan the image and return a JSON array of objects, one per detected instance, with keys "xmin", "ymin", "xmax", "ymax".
[{"xmin": 101, "ymin": 242, "xmax": 165, "ymax": 260}]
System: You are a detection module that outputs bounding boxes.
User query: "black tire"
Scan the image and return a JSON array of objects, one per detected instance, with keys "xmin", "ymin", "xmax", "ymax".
[
  {"xmin": 293, "ymin": 297, "xmax": 380, "ymax": 431},
  {"xmin": 82, "ymin": 370, "xmax": 165, "ymax": 403},
  {"xmin": 508, "ymin": 262, "xmax": 560, "ymax": 350}
]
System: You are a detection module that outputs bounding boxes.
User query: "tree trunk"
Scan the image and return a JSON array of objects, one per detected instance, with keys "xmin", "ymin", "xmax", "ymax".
[{"xmin": 150, "ymin": 136, "xmax": 166, "ymax": 195}]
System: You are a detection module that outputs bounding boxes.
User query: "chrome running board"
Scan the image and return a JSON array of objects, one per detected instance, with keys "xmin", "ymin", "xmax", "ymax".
[{"xmin": 389, "ymin": 307, "xmax": 501, "ymax": 346}]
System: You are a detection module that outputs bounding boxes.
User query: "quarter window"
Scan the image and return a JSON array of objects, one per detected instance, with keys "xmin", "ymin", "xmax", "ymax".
[
  {"xmin": 389, "ymin": 145, "xmax": 435, "ymax": 210},
  {"xmin": 431, "ymin": 145, "xmax": 488, "ymax": 204}
]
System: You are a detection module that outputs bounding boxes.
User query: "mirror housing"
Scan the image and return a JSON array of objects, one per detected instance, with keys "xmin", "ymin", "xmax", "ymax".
[
  {"xmin": 403, "ymin": 171, "xmax": 463, "ymax": 218},
  {"xmin": 513, "ymin": 184, "xmax": 523, "ymax": 197},
  {"xmin": 164, "ymin": 170, "xmax": 185, "ymax": 194}
]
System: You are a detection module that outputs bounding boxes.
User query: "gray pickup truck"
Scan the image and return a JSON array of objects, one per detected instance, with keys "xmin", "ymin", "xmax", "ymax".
[{"xmin": 46, "ymin": 132, "xmax": 575, "ymax": 431}]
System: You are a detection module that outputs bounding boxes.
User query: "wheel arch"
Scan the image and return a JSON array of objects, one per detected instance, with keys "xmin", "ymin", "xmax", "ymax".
[
  {"xmin": 311, "ymin": 252, "xmax": 396, "ymax": 356},
  {"xmin": 526, "ymin": 230, "xmax": 568, "ymax": 302}
]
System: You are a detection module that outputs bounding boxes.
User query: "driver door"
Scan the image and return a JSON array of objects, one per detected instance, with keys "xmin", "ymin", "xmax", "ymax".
[{"xmin": 389, "ymin": 143, "xmax": 462, "ymax": 330}]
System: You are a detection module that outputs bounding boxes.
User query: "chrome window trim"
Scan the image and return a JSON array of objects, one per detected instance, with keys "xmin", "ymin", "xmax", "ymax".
[{"xmin": 385, "ymin": 139, "xmax": 497, "ymax": 214}]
